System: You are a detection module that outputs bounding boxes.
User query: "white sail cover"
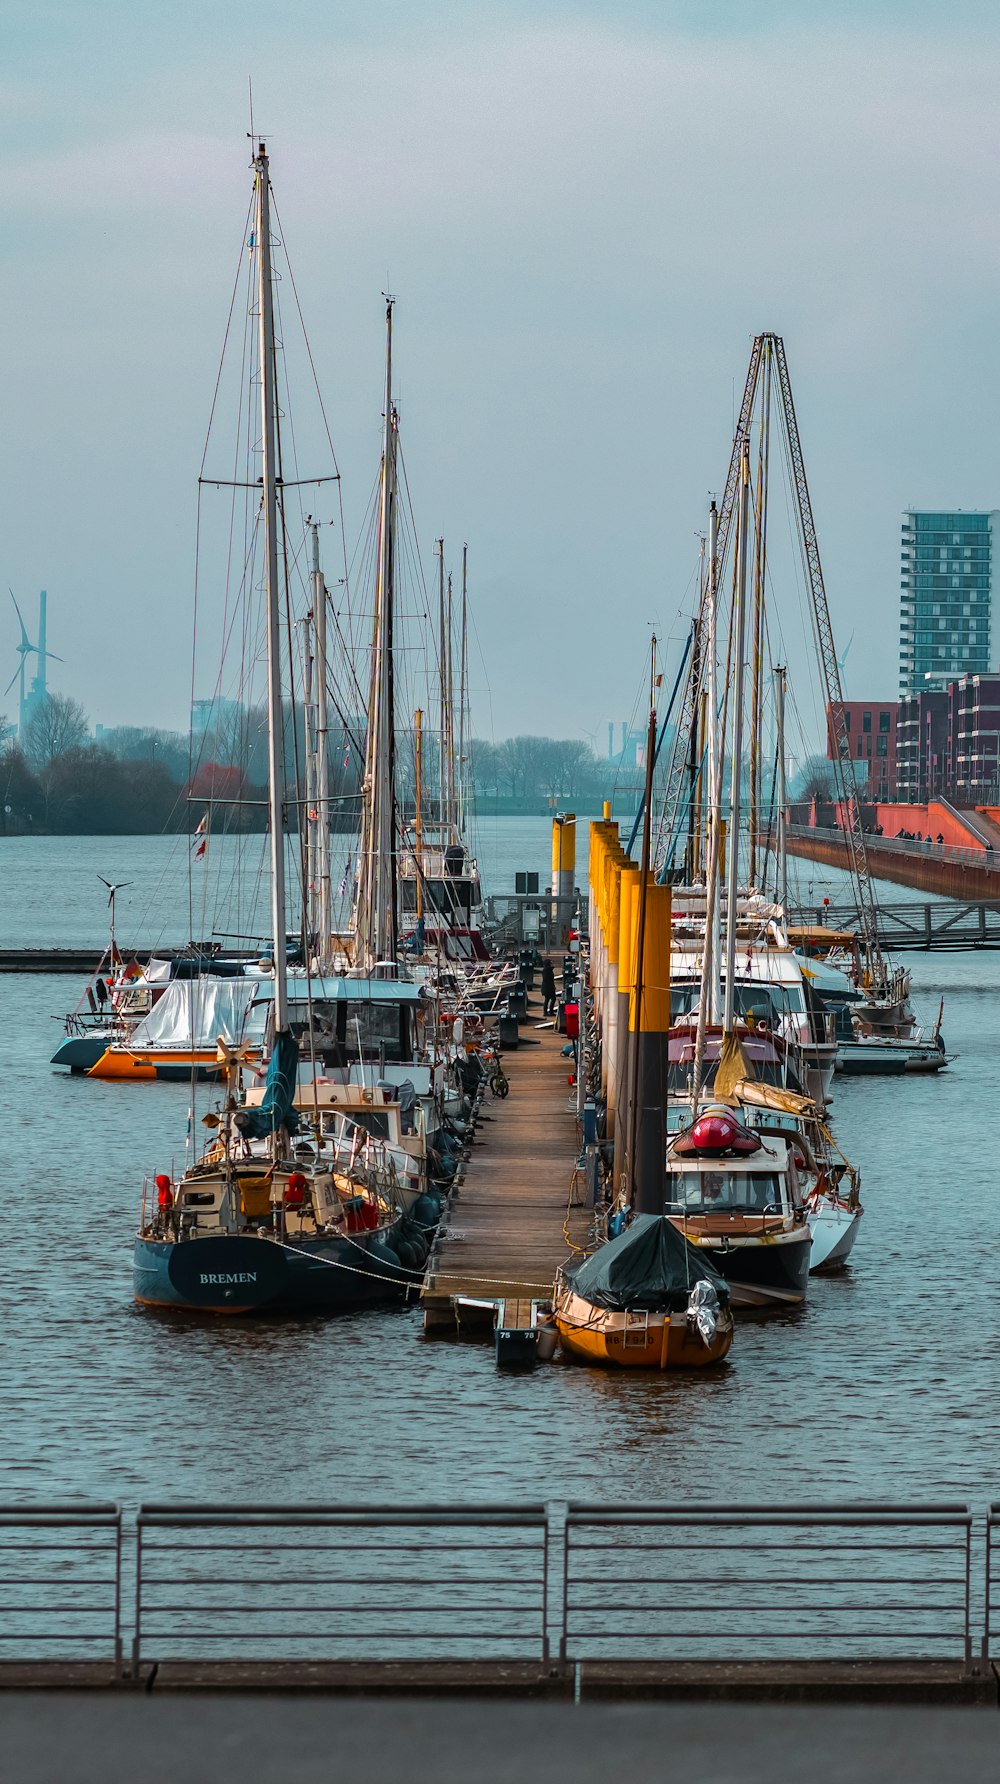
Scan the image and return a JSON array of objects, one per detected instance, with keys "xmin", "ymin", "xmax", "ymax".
[{"xmin": 125, "ymin": 978, "xmax": 263, "ymax": 1050}]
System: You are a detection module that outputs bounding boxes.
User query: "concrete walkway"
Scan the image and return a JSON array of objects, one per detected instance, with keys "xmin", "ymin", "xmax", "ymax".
[{"xmin": 1, "ymin": 1696, "xmax": 995, "ymax": 1784}]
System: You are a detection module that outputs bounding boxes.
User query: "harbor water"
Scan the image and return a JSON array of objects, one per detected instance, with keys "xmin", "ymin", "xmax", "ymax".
[{"xmin": 3, "ymin": 822, "xmax": 997, "ymax": 1508}]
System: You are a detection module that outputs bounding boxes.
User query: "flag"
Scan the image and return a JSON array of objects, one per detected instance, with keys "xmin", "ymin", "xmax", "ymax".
[
  {"xmin": 194, "ymin": 839, "xmax": 207, "ymax": 860},
  {"xmin": 195, "ymin": 813, "xmax": 208, "ymax": 835}
]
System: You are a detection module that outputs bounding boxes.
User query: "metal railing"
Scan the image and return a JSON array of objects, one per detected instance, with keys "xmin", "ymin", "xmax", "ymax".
[
  {"xmin": 561, "ymin": 1503, "xmax": 976, "ymax": 1666},
  {"xmin": 132, "ymin": 1502, "xmax": 550, "ymax": 1670},
  {"xmin": 0, "ymin": 1502, "xmax": 122, "ymax": 1676},
  {"xmin": 788, "ymin": 824, "xmax": 1000, "ymax": 871},
  {"xmin": 2, "ymin": 1500, "xmax": 998, "ymax": 1677}
]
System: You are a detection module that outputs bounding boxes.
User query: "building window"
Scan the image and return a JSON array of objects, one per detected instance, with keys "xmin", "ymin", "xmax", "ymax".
[
  {"xmin": 844, "ymin": 710, "xmax": 851, "ymax": 730},
  {"xmin": 863, "ymin": 711, "xmax": 872, "ymax": 733},
  {"xmin": 857, "ymin": 739, "xmax": 864, "ymax": 757},
  {"xmin": 877, "ymin": 735, "xmax": 888, "ymax": 757},
  {"xmin": 879, "ymin": 711, "xmax": 891, "ymax": 732}
]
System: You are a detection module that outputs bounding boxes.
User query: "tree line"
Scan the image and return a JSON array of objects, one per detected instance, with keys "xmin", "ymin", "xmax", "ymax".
[{"xmin": 0, "ymin": 695, "xmax": 631, "ymax": 834}]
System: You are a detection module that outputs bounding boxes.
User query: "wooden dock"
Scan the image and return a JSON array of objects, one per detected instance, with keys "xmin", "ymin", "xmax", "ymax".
[{"xmin": 421, "ymin": 1021, "xmax": 591, "ymax": 1333}]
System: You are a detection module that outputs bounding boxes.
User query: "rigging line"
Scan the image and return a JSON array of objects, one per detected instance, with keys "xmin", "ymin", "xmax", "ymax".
[
  {"xmin": 198, "ymin": 192, "xmax": 256, "ymax": 479},
  {"xmin": 268, "ymin": 189, "xmax": 342, "ymax": 480}
]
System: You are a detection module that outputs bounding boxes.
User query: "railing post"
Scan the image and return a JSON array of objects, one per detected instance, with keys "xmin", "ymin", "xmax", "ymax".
[
  {"xmin": 132, "ymin": 1514, "xmax": 143, "ymax": 1679},
  {"xmin": 984, "ymin": 1513, "xmax": 992, "ymax": 1665},
  {"xmin": 114, "ymin": 1509, "xmax": 123, "ymax": 1681}
]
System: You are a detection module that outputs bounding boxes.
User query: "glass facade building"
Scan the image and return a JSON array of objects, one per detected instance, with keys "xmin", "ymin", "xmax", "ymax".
[{"xmin": 899, "ymin": 510, "xmax": 996, "ymax": 695}]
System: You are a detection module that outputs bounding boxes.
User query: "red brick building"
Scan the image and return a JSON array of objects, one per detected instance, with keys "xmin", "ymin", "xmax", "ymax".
[{"xmin": 826, "ymin": 700, "xmax": 897, "ymax": 801}]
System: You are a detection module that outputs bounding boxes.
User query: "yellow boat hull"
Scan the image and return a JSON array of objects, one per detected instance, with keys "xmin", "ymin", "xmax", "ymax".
[
  {"xmin": 553, "ymin": 1287, "xmax": 733, "ymax": 1370},
  {"xmin": 87, "ymin": 1048, "xmax": 228, "ymax": 1081}
]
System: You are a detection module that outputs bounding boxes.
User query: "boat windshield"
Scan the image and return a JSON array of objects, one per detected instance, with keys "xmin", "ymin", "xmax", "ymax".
[
  {"xmin": 667, "ymin": 1171, "xmax": 784, "ymax": 1213},
  {"xmin": 671, "ymin": 983, "xmax": 805, "ymax": 1023}
]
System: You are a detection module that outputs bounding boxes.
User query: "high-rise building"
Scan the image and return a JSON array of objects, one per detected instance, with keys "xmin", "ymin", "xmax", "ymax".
[{"xmin": 899, "ymin": 510, "xmax": 996, "ymax": 695}]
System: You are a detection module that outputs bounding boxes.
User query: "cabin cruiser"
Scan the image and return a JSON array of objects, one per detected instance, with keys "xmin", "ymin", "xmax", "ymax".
[{"xmin": 664, "ymin": 1109, "xmax": 812, "ymax": 1307}]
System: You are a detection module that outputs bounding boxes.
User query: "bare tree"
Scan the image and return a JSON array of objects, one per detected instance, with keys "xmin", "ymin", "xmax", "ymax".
[{"xmin": 21, "ymin": 694, "xmax": 90, "ymax": 769}]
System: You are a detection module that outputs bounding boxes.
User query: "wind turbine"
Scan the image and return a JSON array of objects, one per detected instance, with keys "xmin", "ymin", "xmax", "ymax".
[
  {"xmin": 98, "ymin": 876, "xmax": 132, "ymax": 966},
  {"xmin": 5, "ymin": 591, "xmax": 62, "ymax": 735}
]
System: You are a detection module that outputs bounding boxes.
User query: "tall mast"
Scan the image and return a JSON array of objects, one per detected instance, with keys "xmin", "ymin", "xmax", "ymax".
[
  {"xmin": 692, "ymin": 499, "xmax": 721, "ymax": 1107},
  {"xmin": 748, "ymin": 349, "xmax": 770, "ymax": 888},
  {"xmin": 301, "ymin": 609, "xmax": 316, "ymax": 945},
  {"xmin": 445, "ymin": 571, "xmax": 456, "ymax": 829},
  {"xmin": 458, "ymin": 544, "xmax": 469, "ymax": 834},
  {"xmin": 310, "ymin": 522, "xmax": 332, "ymax": 964},
  {"xmin": 436, "ymin": 538, "xmax": 446, "ymax": 828},
  {"xmin": 723, "ymin": 440, "xmax": 751, "ymax": 1035},
  {"xmin": 414, "ymin": 708, "xmax": 424, "ymax": 923},
  {"xmin": 774, "ymin": 665, "xmax": 788, "ymax": 911},
  {"xmin": 254, "ymin": 140, "xmax": 289, "ymax": 1033},
  {"xmin": 355, "ymin": 300, "xmax": 399, "ymax": 967},
  {"xmin": 705, "ymin": 500, "xmax": 722, "ymax": 1023}
]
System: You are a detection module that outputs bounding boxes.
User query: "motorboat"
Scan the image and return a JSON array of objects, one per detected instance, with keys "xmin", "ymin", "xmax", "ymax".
[
  {"xmin": 665, "ymin": 1108, "xmax": 812, "ymax": 1307},
  {"xmin": 553, "ymin": 1214, "xmax": 733, "ymax": 1368}
]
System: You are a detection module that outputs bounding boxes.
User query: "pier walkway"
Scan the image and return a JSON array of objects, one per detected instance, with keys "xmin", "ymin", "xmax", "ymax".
[
  {"xmin": 787, "ymin": 824, "xmax": 1000, "ymax": 901},
  {"xmin": 421, "ymin": 1021, "xmax": 590, "ymax": 1329}
]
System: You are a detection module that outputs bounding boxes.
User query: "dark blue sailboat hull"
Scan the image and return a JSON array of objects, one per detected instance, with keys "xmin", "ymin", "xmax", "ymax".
[{"xmin": 134, "ymin": 1229, "xmax": 412, "ymax": 1314}]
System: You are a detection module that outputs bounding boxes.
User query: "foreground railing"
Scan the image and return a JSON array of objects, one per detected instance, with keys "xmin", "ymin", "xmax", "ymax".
[
  {"xmin": 562, "ymin": 1503, "xmax": 976, "ymax": 1666},
  {"xmin": 0, "ymin": 1502, "xmax": 122, "ymax": 1676},
  {"xmin": 1, "ymin": 1500, "xmax": 997, "ymax": 1678},
  {"xmin": 133, "ymin": 1503, "xmax": 550, "ymax": 1671}
]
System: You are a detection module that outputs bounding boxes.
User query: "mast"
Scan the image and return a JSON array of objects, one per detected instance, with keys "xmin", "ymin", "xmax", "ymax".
[
  {"xmin": 774, "ymin": 665, "xmax": 788, "ymax": 911},
  {"xmin": 436, "ymin": 538, "xmax": 446, "ymax": 829},
  {"xmin": 705, "ymin": 500, "xmax": 722, "ymax": 1023},
  {"xmin": 458, "ymin": 543, "xmax": 468, "ymax": 834},
  {"xmin": 254, "ymin": 140, "xmax": 289, "ymax": 1034},
  {"xmin": 414, "ymin": 708, "xmax": 424, "ymax": 923},
  {"xmin": 310, "ymin": 523, "xmax": 332, "ymax": 964},
  {"xmin": 301, "ymin": 609, "xmax": 316, "ymax": 947},
  {"xmin": 445, "ymin": 571, "xmax": 456, "ymax": 830},
  {"xmin": 748, "ymin": 346, "xmax": 771, "ymax": 887},
  {"xmin": 692, "ymin": 500, "xmax": 721, "ymax": 1107},
  {"xmin": 356, "ymin": 299, "xmax": 399, "ymax": 967},
  {"xmin": 723, "ymin": 440, "xmax": 751, "ymax": 1035}
]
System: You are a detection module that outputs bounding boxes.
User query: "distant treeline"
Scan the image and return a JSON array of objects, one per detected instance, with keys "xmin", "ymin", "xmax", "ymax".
[{"xmin": 0, "ymin": 695, "xmax": 643, "ymax": 834}]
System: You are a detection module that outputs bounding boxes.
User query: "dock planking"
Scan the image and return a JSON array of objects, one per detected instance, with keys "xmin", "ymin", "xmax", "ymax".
[{"xmin": 421, "ymin": 1017, "xmax": 591, "ymax": 1330}]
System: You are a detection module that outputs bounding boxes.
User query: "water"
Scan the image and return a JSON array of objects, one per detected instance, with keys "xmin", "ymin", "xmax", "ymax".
[{"xmin": 3, "ymin": 821, "xmax": 997, "ymax": 1509}]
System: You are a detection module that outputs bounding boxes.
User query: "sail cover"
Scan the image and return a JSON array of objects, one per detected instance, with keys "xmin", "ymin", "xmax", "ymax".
[
  {"xmin": 564, "ymin": 1214, "xmax": 729, "ymax": 1312},
  {"xmin": 236, "ymin": 1032, "xmax": 300, "ymax": 1138},
  {"xmin": 126, "ymin": 978, "xmax": 262, "ymax": 1050}
]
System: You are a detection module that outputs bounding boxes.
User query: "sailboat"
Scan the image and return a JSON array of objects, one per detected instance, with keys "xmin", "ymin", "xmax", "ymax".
[
  {"xmin": 664, "ymin": 460, "xmax": 812, "ymax": 1307},
  {"xmin": 134, "ymin": 144, "xmax": 412, "ymax": 1315}
]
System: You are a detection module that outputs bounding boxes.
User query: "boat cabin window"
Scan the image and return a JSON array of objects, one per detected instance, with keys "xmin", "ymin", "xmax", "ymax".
[
  {"xmin": 293, "ymin": 998, "xmax": 411, "ymax": 1065},
  {"xmin": 667, "ymin": 1171, "xmax": 785, "ymax": 1213},
  {"xmin": 342, "ymin": 1110, "xmax": 391, "ymax": 1140}
]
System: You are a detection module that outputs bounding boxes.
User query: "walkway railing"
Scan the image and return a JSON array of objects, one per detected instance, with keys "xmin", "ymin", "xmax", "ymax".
[
  {"xmin": 787, "ymin": 824, "xmax": 1000, "ymax": 870},
  {"xmin": 562, "ymin": 1503, "xmax": 975, "ymax": 1666},
  {"xmin": 0, "ymin": 1502, "xmax": 122, "ymax": 1676},
  {"xmin": 133, "ymin": 1503, "xmax": 550, "ymax": 1671},
  {"xmin": 1, "ymin": 1500, "xmax": 995, "ymax": 1678}
]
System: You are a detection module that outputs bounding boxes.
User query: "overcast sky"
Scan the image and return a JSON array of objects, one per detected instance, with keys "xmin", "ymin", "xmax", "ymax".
[{"xmin": 6, "ymin": 0, "xmax": 1000, "ymax": 754}]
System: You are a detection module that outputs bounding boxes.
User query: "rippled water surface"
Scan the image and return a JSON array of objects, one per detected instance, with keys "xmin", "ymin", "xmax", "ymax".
[{"xmin": 4, "ymin": 827, "xmax": 998, "ymax": 1507}]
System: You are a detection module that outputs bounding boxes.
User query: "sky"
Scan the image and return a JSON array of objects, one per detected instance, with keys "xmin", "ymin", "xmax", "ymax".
[{"xmin": 5, "ymin": 0, "xmax": 1000, "ymax": 759}]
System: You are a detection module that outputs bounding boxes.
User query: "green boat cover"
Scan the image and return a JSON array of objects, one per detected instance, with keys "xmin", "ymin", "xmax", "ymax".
[
  {"xmin": 564, "ymin": 1214, "xmax": 729, "ymax": 1313},
  {"xmin": 236, "ymin": 1031, "xmax": 300, "ymax": 1138}
]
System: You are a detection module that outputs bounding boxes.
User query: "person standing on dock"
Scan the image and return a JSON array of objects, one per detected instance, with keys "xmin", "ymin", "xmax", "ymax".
[{"xmin": 541, "ymin": 957, "xmax": 557, "ymax": 1016}]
